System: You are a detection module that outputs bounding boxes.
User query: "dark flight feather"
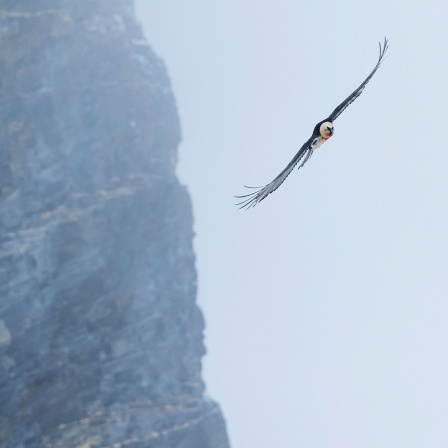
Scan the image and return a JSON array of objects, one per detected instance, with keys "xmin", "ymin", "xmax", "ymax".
[
  {"xmin": 328, "ymin": 37, "xmax": 388, "ymax": 122},
  {"xmin": 235, "ymin": 136, "xmax": 315, "ymax": 209}
]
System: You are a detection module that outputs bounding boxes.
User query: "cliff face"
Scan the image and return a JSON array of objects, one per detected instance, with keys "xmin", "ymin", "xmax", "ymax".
[{"xmin": 0, "ymin": 1, "xmax": 229, "ymax": 447}]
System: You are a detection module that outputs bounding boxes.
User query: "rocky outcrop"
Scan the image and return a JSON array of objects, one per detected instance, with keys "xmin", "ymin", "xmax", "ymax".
[{"xmin": 0, "ymin": 1, "xmax": 229, "ymax": 447}]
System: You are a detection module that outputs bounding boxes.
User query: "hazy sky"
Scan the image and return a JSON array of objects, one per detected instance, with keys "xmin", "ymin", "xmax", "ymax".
[{"xmin": 135, "ymin": 1, "xmax": 448, "ymax": 447}]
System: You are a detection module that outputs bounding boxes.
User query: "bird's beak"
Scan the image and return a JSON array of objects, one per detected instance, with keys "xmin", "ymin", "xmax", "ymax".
[{"xmin": 327, "ymin": 127, "xmax": 334, "ymax": 135}]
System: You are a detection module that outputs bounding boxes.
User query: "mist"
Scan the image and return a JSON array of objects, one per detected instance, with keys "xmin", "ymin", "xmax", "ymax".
[{"xmin": 0, "ymin": 2, "xmax": 229, "ymax": 446}]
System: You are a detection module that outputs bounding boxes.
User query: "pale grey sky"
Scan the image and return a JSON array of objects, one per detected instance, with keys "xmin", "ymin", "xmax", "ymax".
[{"xmin": 135, "ymin": 1, "xmax": 448, "ymax": 447}]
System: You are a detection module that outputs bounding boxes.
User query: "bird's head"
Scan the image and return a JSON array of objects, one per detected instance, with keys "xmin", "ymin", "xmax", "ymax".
[{"xmin": 320, "ymin": 121, "xmax": 334, "ymax": 139}]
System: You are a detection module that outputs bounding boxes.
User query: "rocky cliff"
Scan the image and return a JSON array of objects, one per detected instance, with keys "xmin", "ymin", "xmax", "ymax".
[{"xmin": 0, "ymin": 1, "xmax": 229, "ymax": 447}]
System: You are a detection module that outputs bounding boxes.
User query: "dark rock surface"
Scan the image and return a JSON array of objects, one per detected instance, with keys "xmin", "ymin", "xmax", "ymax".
[{"xmin": 0, "ymin": 1, "xmax": 229, "ymax": 447}]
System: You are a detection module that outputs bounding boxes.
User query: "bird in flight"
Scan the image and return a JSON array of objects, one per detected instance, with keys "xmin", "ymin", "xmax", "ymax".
[{"xmin": 235, "ymin": 37, "xmax": 389, "ymax": 210}]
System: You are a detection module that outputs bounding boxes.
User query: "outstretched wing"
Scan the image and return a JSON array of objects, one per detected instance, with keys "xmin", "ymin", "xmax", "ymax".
[
  {"xmin": 328, "ymin": 37, "xmax": 388, "ymax": 122},
  {"xmin": 236, "ymin": 38, "xmax": 388, "ymax": 210},
  {"xmin": 235, "ymin": 135, "xmax": 316, "ymax": 210}
]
